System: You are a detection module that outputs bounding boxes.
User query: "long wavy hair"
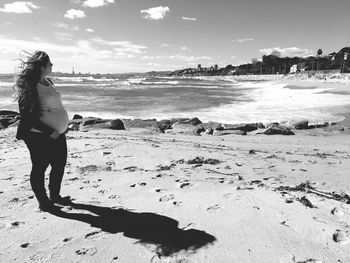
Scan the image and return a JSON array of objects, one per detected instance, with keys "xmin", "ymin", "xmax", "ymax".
[{"xmin": 14, "ymin": 51, "xmax": 50, "ymax": 104}]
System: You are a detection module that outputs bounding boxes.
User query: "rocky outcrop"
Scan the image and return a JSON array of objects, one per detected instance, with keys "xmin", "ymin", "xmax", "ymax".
[
  {"xmin": 256, "ymin": 123, "xmax": 295, "ymax": 135},
  {"xmin": 110, "ymin": 119, "xmax": 126, "ymax": 130},
  {"xmin": 294, "ymin": 120, "xmax": 308, "ymax": 130},
  {"xmin": 222, "ymin": 123, "xmax": 263, "ymax": 132},
  {"xmin": 0, "ymin": 111, "xmax": 20, "ymax": 129},
  {"xmin": 167, "ymin": 122, "xmax": 204, "ymax": 135}
]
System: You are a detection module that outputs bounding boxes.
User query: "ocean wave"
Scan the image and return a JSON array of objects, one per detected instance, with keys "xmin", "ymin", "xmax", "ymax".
[
  {"xmin": 0, "ymin": 81, "xmax": 13, "ymax": 87},
  {"xmin": 52, "ymin": 76, "xmax": 118, "ymax": 82},
  {"xmin": 126, "ymin": 78, "xmax": 179, "ymax": 85}
]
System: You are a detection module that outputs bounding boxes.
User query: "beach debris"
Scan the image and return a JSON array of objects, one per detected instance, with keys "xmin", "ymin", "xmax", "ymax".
[
  {"xmin": 297, "ymin": 196, "xmax": 316, "ymax": 208},
  {"xmin": 276, "ymin": 181, "xmax": 350, "ymax": 204},
  {"xmin": 333, "ymin": 230, "xmax": 349, "ymax": 244},
  {"xmin": 207, "ymin": 204, "xmax": 220, "ymax": 212},
  {"xmin": 186, "ymin": 157, "xmax": 221, "ymax": 165},
  {"xmin": 159, "ymin": 194, "xmax": 175, "ymax": 202},
  {"xmin": 78, "ymin": 165, "xmax": 99, "ymax": 174},
  {"xmin": 296, "ymin": 259, "xmax": 322, "ymax": 263},
  {"xmin": 331, "ymin": 207, "xmax": 344, "ymax": 217},
  {"xmin": 280, "ymin": 220, "xmax": 289, "ymax": 227},
  {"xmin": 123, "ymin": 166, "xmax": 139, "ymax": 172},
  {"xmin": 75, "ymin": 247, "xmax": 97, "ymax": 256},
  {"xmin": 156, "ymin": 164, "xmax": 176, "ymax": 171},
  {"xmin": 249, "ymin": 149, "xmax": 257, "ymax": 155}
]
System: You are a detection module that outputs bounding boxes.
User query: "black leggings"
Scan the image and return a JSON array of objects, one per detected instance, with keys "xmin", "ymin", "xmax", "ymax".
[{"xmin": 24, "ymin": 132, "xmax": 67, "ymax": 204}]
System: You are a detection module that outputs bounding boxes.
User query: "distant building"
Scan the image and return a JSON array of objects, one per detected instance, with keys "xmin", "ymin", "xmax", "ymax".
[
  {"xmin": 214, "ymin": 64, "xmax": 218, "ymax": 71},
  {"xmin": 72, "ymin": 67, "xmax": 75, "ymax": 75},
  {"xmin": 197, "ymin": 64, "xmax": 202, "ymax": 71}
]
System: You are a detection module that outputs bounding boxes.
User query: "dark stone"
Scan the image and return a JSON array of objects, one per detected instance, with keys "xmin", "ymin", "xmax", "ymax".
[
  {"xmin": 295, "ymin": 120, "xmax": 309, "ymax": 130},
  {"xmin": 158, "ymin": 119, "xmax": 177, "ymax": 131},
  {"xmin": 222, "ymin": 123, "xmax": 259, "ymax": 132},
  {"xmin": 175, "ymin": 117, "xmax": 202, "ymax": 126},
  {"xmin": 0, "ymin": 117, "xmax": 17, "ymax": 128},
  {"xmin": 110, "ymin": 119, "xmax": 125, "ymax": 130},
  {"xmin": 73, "ymin": 114, "xmax": 83, "ymax": 119},
  {"xmin": 256, "ymin": 123, "xmax": 265, "ymax": 129},
  {"xmin": 0, "ymin": 110, "xmax": 19, "ymax": 117},
  {"xmin": 82, "ymin": 118, "xmax": 104, "ymax": 126}
]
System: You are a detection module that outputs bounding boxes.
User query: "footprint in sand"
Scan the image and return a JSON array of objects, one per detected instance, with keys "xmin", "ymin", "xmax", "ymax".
[
  {"xmin": 154, "ymin": 188, "xmax": 166, "ymax": 193},
  {"xmin": 20, "ymin": 242, "xmax": 30, "ymax": 248},
  {"xmin": 159, "ymin": 194, "xmax": 175, "ymax": 202},
  {"xmin": 331, "ymin": 207, "xmax": 344, "ymax": 217},
  {"xmin": 85, "ymin": 231, "xmax": 105, "ymax": 240},
  {"xmin": 75, "ymin": 247, "xmax": 97, "ymax": 256},
  {"xmin": 108, "ymin": 194, "xmax": 120, "ymax": 199},
  {"xmin": 62, "ymin": 237, "xmax": 73, "ymax": 242},
  {"xmin": 179, "ymin": 182, "xmax": 193, "ymax": 189},
  {"xmin": 11, "ymin": 221, "xmax": 25, "ymax": 227},
  {"xmin": 207, "ymin": 204, "xmax": 221, "ymax": 213},
  {"xmin": 130, "ymin": 182, "xmax": 147, "ymax": 188},
  {"xmin": 333, "ymin": 230, "xmax": 349, "ymax": 244},
  {"xmin": 173, "ymin": 201, "xmax": 183, "ymax": 206}
]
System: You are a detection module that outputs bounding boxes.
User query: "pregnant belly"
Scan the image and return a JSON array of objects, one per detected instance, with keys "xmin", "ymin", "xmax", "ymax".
[{"xmin": 40, "ymin": 109, "xmax": 69, "ymax": 134}]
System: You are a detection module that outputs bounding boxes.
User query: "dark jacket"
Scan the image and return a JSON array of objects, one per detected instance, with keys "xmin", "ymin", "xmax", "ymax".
[{"xmin": 16, "ymin": 83, "xmax": 54, "ymax": 140}]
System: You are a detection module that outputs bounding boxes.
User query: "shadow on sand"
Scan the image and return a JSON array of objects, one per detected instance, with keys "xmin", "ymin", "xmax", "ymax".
[{"xmin": 51, "ymin": 202, "xmax": 216, "ymax": 257}]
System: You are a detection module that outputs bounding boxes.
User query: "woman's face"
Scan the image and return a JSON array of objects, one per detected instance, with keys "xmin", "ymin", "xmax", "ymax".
[{"xmin": 41, "ymin": 60, "xmax": 53, "ymax": 77}]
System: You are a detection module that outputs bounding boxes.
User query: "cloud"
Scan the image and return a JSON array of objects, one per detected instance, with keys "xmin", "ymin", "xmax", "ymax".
[
  {"xmin": 0, "ymin": 1, "xmax": 39, "ymax": 13},
  {"xmin": 180, "ymin": 46, "xmax": 188, "ymax": 51},
  {"xmin": 52, "ymin": 23, "xmax": 79, "ymax": 31},
  {"xmin": 231, "ymin": 56, "xmax": 236, "ymax": 59},
  {"xmin": 0, "ymin": 35, "xmax": 146, "ymax": 62},
  {"xmin": 259, "ymin": 47, "xmax": 312, "ymax": 57},
  {"xmin": 54, "ymin": 32, "xmax": 73, "ymax": 41},
  {"xmin": 141, "ymin": 6, "xmax": 169, "ymax": 20},
  {"xmin": 168, "ymin": 55, "xmax": 212, "ymax": 62},
  {"xmin": 161, "ymin": 43, "xmax": 171, "ymax": 48},
  {"xmin": 64, "ymin": 9, "xmax": 86, "ymax": 19},
  {"xmin": 90, "ymin": 37, "xmax": 147, "ymax": 55},
  {"xmin": 182, "ymin": 16, "xmax": 197, "ymax": 21},
  {"xmin": 86, "ymin": 28, "xmax": 94, "ymax": 32},
  {"xmin": 147, "ymin": 62, "xmax": 161, "ymax": 67},
  {"xmin": 231, "ymin": 38, "xmax": 254, "ymax": 43},
  {"xmin": 82, "ymin": 0, "xmax": 114, "ymax": 8}
]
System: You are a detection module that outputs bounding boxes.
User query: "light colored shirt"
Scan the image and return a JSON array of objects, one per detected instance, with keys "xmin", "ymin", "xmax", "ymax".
[{"xmin": 30, "ymin": 81, "xmax": 69, "ymax": 134}]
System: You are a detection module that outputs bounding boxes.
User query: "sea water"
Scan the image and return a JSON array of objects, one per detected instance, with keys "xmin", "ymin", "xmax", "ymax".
[{"xmin": 1, "ymin": 74, "xmax": 350, "ymax": 125}]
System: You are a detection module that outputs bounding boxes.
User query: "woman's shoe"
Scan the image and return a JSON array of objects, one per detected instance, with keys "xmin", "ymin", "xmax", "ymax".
[{"xmin": 50, "ymin": 195, "xmax": 72, "ymax": 205}]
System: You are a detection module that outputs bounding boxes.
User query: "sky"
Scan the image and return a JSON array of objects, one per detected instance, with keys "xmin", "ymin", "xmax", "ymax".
[{"xmin": 0, "ymin": 0, "xmax": 349, "ymax": 74}]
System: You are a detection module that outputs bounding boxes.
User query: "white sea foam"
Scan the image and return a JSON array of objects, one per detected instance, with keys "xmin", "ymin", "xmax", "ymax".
[{"xmin": 52, "ymin": 76, "xmax": 118, "ymax": 82}]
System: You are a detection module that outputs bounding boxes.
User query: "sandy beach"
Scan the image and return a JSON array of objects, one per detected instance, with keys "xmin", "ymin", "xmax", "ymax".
[{"xmin": 1, "ymin": 121, "xmax": 350, "ymax": 262}]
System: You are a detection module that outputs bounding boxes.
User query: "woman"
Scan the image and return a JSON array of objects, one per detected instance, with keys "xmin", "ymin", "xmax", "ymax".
[{"xmin": 15, "ymin": 51, "xmax": 70, "ymax": 211}]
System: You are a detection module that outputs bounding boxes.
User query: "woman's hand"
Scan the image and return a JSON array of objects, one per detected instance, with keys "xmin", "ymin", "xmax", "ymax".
[{"xmin": 49, "ymin": 130, "xmax": 60, "ymax": 140}]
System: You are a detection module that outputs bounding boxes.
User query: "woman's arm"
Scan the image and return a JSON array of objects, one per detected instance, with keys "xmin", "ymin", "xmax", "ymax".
[{"xmin": 18, "ymin": 94, "xmax": 55, "ymax": 136}]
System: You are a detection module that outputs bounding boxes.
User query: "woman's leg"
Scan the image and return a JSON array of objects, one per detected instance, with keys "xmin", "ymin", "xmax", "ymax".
[
  {"xmin": 48, "ymin": 134, "xmax": 67, "ymax": 200},
  {"xmin": 24, "ymin": 133, "xmax": 51, "ymax": 205}
]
